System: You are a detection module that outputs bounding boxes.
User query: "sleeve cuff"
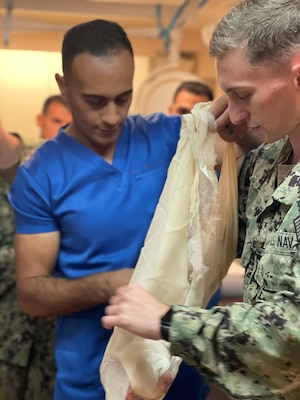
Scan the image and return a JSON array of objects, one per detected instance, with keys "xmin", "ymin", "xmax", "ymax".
[{"xmin": 160, "ymin": 307, "xmax": 173, "ymax": 341}]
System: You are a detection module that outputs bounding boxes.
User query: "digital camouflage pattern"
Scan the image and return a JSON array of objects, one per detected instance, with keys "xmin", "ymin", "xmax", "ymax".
[
  {"xmin": 0, "ymin": 140, "xmax": 56, "ymax": 400},
  {"xmin": 167, "ymin": 137, "xmax": 300, "ymax": 399}
]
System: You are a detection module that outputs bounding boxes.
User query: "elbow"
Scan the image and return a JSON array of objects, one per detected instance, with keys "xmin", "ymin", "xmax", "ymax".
[
  {"xmin": 17, "ymin": 275, "xmax": 54, "ymax": 317},
  {"xmin": 18, "ymin": 294, "xmax": 41, "ymax": 317},
  {"xmin": 18, "ymin": 290, "xmax": 49, "ymax": 318}
]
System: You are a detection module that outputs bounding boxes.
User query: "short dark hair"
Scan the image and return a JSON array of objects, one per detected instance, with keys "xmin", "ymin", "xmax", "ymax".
[
  {"xmin": 173, "ymin": 81, "xmax": 214, "ymax": 102},
  {"xmin": 62, "ymin": 19, "xmax": 133, "ymax": 78},
  {"xmin": 42, "ymin": 95, "xmax": 70, "ymax": 114}
]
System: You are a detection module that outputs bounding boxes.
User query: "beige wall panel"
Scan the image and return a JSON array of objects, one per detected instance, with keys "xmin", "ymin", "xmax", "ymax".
[{"xmin": 0, "ymin": 49, "xmax": 149, "ymax": 139}]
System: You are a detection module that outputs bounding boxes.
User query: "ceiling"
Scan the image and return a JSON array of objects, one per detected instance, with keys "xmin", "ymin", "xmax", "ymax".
[{"xmin": 0, "ymin": 0, "xmax": 239, "ymax": 55}]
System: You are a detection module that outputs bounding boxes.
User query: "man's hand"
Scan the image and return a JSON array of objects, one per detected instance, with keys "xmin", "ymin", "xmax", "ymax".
[
  {"xmin": 209, "ymin": 94, "xmax": 263, "ymax": 172},
  {"xmin": 209, "ymin": 94, "xmax": 248, "ymax": 143},
  {"xmin": 125, "ymin": 370, "xmax": 174, "ymax": 400},
  {"xmin": 102, "ymin": 285, "xmax": 170, "ymax": 340}
]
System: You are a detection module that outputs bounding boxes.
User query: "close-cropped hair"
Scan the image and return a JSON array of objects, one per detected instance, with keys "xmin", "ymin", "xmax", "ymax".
[
  {"xmin": 42, "ymin": 95, "xmax": 70, "ymax": 114},
  {"xmin": 209, "ymin": 0, "xmax": 300, "ymax": 66},
  {"xmin": 62, "ymin": 19, "xmax": 133, "ymax": 78},
  {"xmin": 173, "ymin": 81, "xmax": 214, "ymax": 102}
]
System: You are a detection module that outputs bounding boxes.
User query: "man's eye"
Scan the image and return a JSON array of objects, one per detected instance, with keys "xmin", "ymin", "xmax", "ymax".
[
  {"xmin": 236, "ymin": 93, "xmax": 249, "ymax": 100},
  {"xmin": 86, "ymin": 98, "xmax": 105, "ymax": 107},
  {"xmin": 176, "ymin": 108, "xmax": 190, "ymax": 115},
  {"xmin": 116, "ymin": 96, "xmax": 130, "ymax": 105},
  {"xmin": 82, "ymin": 94, "xmax": 102, "ymax": 104}
]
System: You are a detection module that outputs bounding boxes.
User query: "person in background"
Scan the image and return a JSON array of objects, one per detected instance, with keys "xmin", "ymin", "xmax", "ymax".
[
  {"xmin": 0, "ymin": 123, "xmax": 56, "ymax": 399},
  {"xmin": 36, "ymin": 94, "xmax": 72, "ymax": 139},
  {"xmin": 168, "ymin": 80, "xmax": 214, "ymax": 116},
  {"xmin": 102, "ymin": 0, "xmax": 300, "ymax": 399}
]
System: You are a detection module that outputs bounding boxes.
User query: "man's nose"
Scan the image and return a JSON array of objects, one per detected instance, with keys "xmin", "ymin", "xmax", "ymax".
[
  {"xmin": 228, "ymin": 102, "xmax": 249, "ymax": 125},
  {"xmin": 102, "ymin": 103, "xmax": 120, "ymax": 126}
]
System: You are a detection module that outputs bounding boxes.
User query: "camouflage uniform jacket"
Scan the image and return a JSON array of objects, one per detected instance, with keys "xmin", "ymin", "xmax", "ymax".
[
  {"xmin": 0, "ymin": 139, "xmax": 56, "ymax": 368},
  {"xmin": 168, "ymin": 137, "xmax": 300, "ymax": 399}
]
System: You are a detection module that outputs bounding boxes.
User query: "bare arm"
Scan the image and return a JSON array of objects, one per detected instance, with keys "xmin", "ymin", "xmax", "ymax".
[
  {"xmin": 16, "ymin": 232, "xmax": 134, "ymax": 317},
  {"xmin": 0, "ymin": 124, "xmax": 22, "ymax": 182}
]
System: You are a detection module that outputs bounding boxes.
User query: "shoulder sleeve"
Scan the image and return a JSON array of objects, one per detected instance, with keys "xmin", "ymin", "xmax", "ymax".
[
  {"xmin": 147, "ymin": 113, "xmax": 181, "ymax": 141},
  {"xmin": 8, "ymin": 165, "xmax": 58, "ymax": 234},
  {"xmin": 132, "ymin": 113, "xmax": 181, "ymax": 146}
]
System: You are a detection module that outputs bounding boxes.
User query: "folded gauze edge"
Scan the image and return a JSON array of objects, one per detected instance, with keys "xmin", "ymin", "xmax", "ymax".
[{"xmin": 100, "ymin": 102, "xmax": 238, "ymax": 399}]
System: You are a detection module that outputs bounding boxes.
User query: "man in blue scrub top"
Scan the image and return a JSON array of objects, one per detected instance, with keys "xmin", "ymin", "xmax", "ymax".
[{"xmin": 8, "ymin": 19, "xmax": 211, "ymax": 400}]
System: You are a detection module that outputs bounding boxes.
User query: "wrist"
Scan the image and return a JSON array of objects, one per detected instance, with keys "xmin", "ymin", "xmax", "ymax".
[{"xmin": 160, "ymin": 307, "xmax": 173, "ymax": 341}]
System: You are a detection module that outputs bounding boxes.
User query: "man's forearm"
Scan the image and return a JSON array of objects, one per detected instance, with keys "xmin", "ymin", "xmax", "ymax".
[
  {"xmin": 18, "ymin": 268, "xmax": 133, "ymax": 317},
  {"xmin": 0, "ymin": 126, "xmax": 22, "ymax": 170}
]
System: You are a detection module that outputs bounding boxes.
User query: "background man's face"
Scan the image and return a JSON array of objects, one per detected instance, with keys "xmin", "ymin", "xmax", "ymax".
[
  {"xmin": 37, "ymin": 102, "xmax": 72, "ymax": 139},
  {"xmin": 168, "ymin": 90, "xmax": 211, "ymax": 115}
]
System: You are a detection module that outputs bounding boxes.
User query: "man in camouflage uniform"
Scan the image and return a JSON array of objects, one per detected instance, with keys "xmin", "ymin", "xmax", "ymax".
[
  {"xmin": 161, "ymin": 137, "xmax": 300, "ymax": 400},
  {"xmin": 0, "ymin": 127, "xmax": 56, "ymax": 399},
  {"xmin": 101, "ymin": 0, "xmax": 300, "ymax": 399}
]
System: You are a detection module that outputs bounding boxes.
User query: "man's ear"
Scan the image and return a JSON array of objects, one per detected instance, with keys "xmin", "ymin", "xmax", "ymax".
[
  {"xmin": 36, "ymin": 114, "xmax": 43, "ymax": 128},
  {"xmin": 291, "ymin": 55, "xmax": 300, "ymax": 89},
  {"xmin": 168, "ymin": 105, "xmax": 175, "ymax": 115},
  {"xmin": 55, "ymin": 73, "xmax": 66, "ymax": 95}
]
